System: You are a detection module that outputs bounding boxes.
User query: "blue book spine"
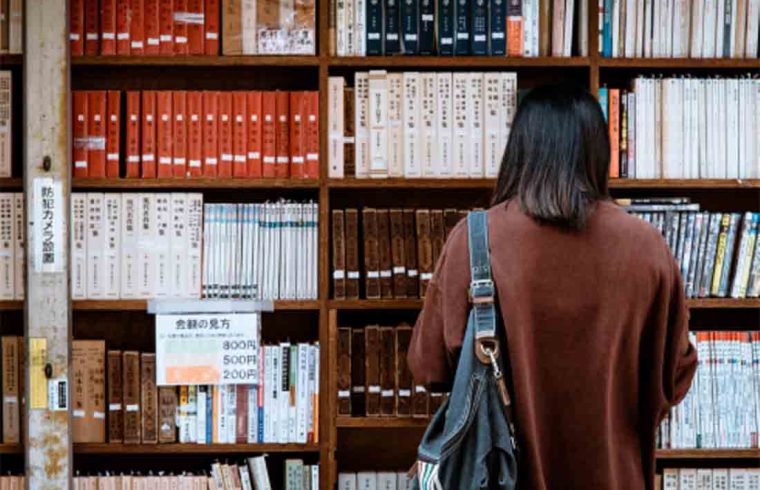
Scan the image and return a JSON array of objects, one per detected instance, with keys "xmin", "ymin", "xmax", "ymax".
[
  {"xmin": 401, "ymin": 0, "xmax": 419, "ymax": 53},
  {"xmin": 385, "ymin": 0, "xmax": 402, "ymax": 53},
  {"xmin": 599, "ymin": 87, "xmax": 608, "ymax": 122},
  {"xmin": 454, "ymin": 0, "xmax": 470, "ymax": 54},
  {"xmin": 470, "ymin": 0, "xmax": 488, "ymax": 54},
  {"xmin": 602, "ymin": 0, "xmax": 612, "ymax": 57},
  {"xmin": 366, "ymin": 0, "xmax": 384, "ymax": 54},
  {"xmin": 489, "ymin": 0, "xmax": 506, "ymax": 55},
  {"xmin": 437, "ymin": 0, "xmax": 455, "ymax": 54},
  {"xmin": 205, "ymin": 386, "xmax": 213, "ymax": 444},
  {"xmin": 419, "ymin": 0, "xmax": 435, "ymax": 53}
]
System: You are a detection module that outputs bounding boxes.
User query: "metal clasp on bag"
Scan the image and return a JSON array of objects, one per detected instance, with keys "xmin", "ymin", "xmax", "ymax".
[{"xmin": 469, "ymin": 279, "xmax": 495, "ymax": 304}]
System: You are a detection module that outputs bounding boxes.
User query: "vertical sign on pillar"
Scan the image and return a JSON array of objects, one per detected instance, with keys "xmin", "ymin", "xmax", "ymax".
[{"xmin": 24, "ymin": 0, "xmax": 71, "ymax": 488}]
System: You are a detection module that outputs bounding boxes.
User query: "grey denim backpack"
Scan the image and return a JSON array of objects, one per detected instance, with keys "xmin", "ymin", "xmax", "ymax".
[{"xmin": 412, "ymin": 210, "xmax": 519, "ymax": 490}]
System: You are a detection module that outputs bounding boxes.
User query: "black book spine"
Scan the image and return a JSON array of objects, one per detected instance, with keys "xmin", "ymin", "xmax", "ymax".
[
  {"xmin": 385, "ymin": 0, "xmax": 402, "ymax": 53},
  {"xmin": 437, "ymin": 0, "xmax": 455, "ymax": 54},
  {"xmin": 471, "ymin": 0, "xmax": 488, "ymax": 54},
  {"xmin": 419, "ymin": 0, "xmax": 436, "ymax": 53},
  {"xmin": 454, "ymin": 0, "xmax": 470, "ymax": 55},
  {"xmin": 489, "ymin": 0, "xmax": 505, "ymax": 55},
  {"xmin": 401, "ymin": 0, "xmax": 420, "ymax": 54},
  {"xmin": 366, "ymin": 0, "xmax": 385, "ymax": 55}
]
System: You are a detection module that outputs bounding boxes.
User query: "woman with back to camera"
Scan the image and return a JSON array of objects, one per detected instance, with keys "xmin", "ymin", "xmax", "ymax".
[{"xmin": 408, "ymin": 85, "xmax": 697, "ymax": 489}]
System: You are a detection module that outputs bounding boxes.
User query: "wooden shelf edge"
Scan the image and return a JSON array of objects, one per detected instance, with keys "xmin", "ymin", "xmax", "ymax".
[
  {"xmin": 0, "ymin": 301, "xmax": 23, "ymax": 310},
  {"xmin": 72, "ymin": 178, "xmax": 320, "ymax": 190},
  {"xmin": 686, "ymin": 298, "xmax": 760, "ymax": 309},
  {"xmin": 329, "ymin": 298, "xmax": 758, "ymax": 310},
  {"xmin": 74, "ymin": 443, "xmax": 320, "ymax": 454},
  {"xmin": 0, "ymin": 54, "xmax": 22, "ymax": 66},
  {"xmin": 336, "ymin": 417, "xmax": 429, "ymax": 428},
  {"xmin": 73, "ymin": 299, "xmax": 321, "ymax": 311},
  {"xmin": 0, "ymin": 444, "xmax": 22, "ymax": 454},
  {"xmin": 328, "ymin": 56, "xmax": 591, "ymax": 67},
  {"xmin": 327, "ymin": 178, "xmax": 760, "ymax": 189},
  {"xmin": 599, "ymin": 58, "xmax": 760, "ymax": 69},
  {"xmin": 0, "ymin": 178, "xmax": 23, "ymax": 189},
  {"xmin": 655, "ymin": 449, "xmax": 760, "ymax": 459},
  {"xmin": 72, "ymin": 55, "xmax": 320, "ymax": 67}
]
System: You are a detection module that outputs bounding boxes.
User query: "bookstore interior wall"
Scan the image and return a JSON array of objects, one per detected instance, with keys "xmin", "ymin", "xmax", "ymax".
[{"xmin": 1, "ymin": 0, "xmax": 759, "ymax": 488}]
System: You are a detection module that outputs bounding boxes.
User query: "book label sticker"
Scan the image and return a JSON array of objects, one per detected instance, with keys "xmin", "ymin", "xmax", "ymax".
[
  {"xmin": 32, "ymin": 178, "xmax": 64, "ymax": 273},
  {"xmin": 30, "ymin": 337, "xmax": 48, "ymax": 410},
  {"xmin": 155, "ymin": 312, "xmax": 260, "ymax": 386}
]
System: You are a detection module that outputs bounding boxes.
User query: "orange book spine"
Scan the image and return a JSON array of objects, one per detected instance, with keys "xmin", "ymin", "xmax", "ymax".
[
  {"xmin": 204, "ymin": 0, "xmax": 220, "ymax": 54},
  {"xmin": 116, "ymin": 0, "xmax": 132, "ymax": 54},
  {"xmin": 125, "ymin": 91, "xmax": 141, "ymax": 178},
  {"xmin": 85, "ymin": 0, "xmax": 100, "ymax": 55},
  {"xmin": 173, "ymin": 91, "xmax": 188, "ymax": 178},
  {"xmin": 506, "ymin": 1, "xmax": 523, "ymax": 57},
  {"xmin": 106, "ymin": 91, "xmax": 121, "ymax": 178},
  {"xmin": 101, "ymin": 0, "xmax": 117, "ymax": 55},
  {"xmin": 173, "ymin": 0, "xmax": 189, "ymax": 54},
  {"xmin": 261, "ymin": 92, "xmax": 277, "ymax": 178},
  {"xmin": 187, "ymin": 91, "xmax": 204, "ymax": 177},
  {"xmin": 73, "ymin": 91, "xmax": 89, "ymax": 178},
  {"xmin": 130, "ymin": 0, "xmax": 145, "ymax": 54},
  {"xmin": 608, "ymin": 89, "xmax": 620, "ymax": 179},
  {"xmin": 159, "ymin": 0, "xmax": 175, "ymax": 54},
  {"xmin": 232, "ymin": 92, "xmax": 248, "ymax": 178},
  {"xmin": 289, "ymin": 92, "xmax": 306, "ymax": 179},
  {"xmin": 246, "ymin": 91, "xmax": 263, "ymax": 178},
  {"xmin": 156, "ymin": 91, "xmax": 174, "ymax": 178},
  {"xmin": 274, "ymin": 92, "xmax": 290, "ymax": 178},
  {"xmin": 305, "ymin": 91, "xmax": 319, "ymax": 179},
  {"xmin": 70, "ymin": 0, "xmax": 85, "ymax": 57},
  {"xmin": 144, "ymin": 0, "xmax": 160, "ymax": 54},
  {"xmin": 141, "ymin": 91, "xmax": 157, "ymax": 178},
  {"xmin": 202, "ymin": 91, "xmax": 219, "ymax": 177},
  {"xmin": 187, "ymin": 0, "xmax": 205, "ymax": 54},
  {"xmin": 88, "ymin": 91, "xmax": 107, "ymax": 178},
  {"xmin": 211, "ymin": 386, "xmax": 219, "ymax": 443},
  {"xmin": 217, "ymin": 92, "xmax": 234, "ymax": 178}
]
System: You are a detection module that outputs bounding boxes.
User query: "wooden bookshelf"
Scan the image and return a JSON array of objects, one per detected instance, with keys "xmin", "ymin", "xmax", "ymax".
[
  {"xmin": 72, "ymin": 178, "xmax": 320, "ymax": 190},
  {"xmin": 336, "ymin": 417, "xmax": 430, "ymax": 429},
  {"xmin": 0, "ymin": 444, "xmax": 23, "ymax": 454},
  {"xmin": 655, "ymin": 449, "xmax": 760, "ymax": 460},
  {"xmin": 74, "ymin": 443, "xmax": 320, "ymax": 454},
  {"xmin": 72, "ymin": 300, "xmax": 321, "ymax": 311},
  {"xmin": 328, "ymin": 178, "xmax": 760, "ymax": 190},
  {"xmin": 72, "ymin": 55, "xmax": 321, "ymax": 67}
]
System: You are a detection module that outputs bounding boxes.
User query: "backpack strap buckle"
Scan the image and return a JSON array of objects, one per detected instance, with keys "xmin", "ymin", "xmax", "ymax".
[{"xmin": 469, "ymin": 279, "xmax": 495, "ymax": 304}]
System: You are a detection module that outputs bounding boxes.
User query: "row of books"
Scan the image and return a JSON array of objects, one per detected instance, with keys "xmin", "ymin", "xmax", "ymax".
[
  {"xmin": 658, "ymin": 331, "xmax": 759, "ymax": 450},
  {"xmin": 72, "ymin": 90, "xmax": 320, "ymax": 180},
  {"xmin": 331, "ymin": 208, "xmax": 467, "ymax": 300},
  {"xmin": 0, "ymin": 337, "xmax": 23, "ymax": 444},
  {"xmin": 600, "ymin": 76, "xmax": 758, "ymax": 179},
  {"xmin": 328, "ymin": 72, "xmax": 518, "ymax": 179},
  {"xmin": 622, "ymin": 200, "xmax": 760, "ymax": 298},
  {"xmin": 599, "ymin": 0, "xmax": 760, "ymax": 58},
  {"xmin": 203, "ymin": 202, "xmax": 319, "ymax": 300},
  {"xmin": 337, "ymin": 324, "xmax": 447, "ymax": 417},
  {"xmin": 0, "ymin": 194, "xmax": 24, "ymax": 300},
  {"xmin": 0, "ymin": 0, "xmax": 22, "ymax": 54},
  {"xmin": 656, "ymin": 467, "xmax": 760, "ymax": 490},
  {"xmin": 332, "ymin": 0, "xmax": 585, "ymax": 57},
  {"xmin": 0, "ymin": 72, "xmax": 11, "ymax": 178},
  {"xmin": 338, "ymin": 472, "xmax": 413, "ymax": 490},
  {"xmin": 74, "ymin": 340, "xmax": 320, "ymax": 445}
]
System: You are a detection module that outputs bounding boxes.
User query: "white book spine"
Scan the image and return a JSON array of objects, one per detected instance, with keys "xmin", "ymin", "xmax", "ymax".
[
  {"xmin": 0, "ymin": 194, "xmax": 14, "ymax": 300},
  {"xmin": 241, "ymin": 0, "xmax": 257, "ymax": 54},
  {"xmin": 345, "ymin": 0, "xmax": 355, "ymax": 55},
  {"xmin": 368, "ymin": 71, "xmax": 389, "ymax": 178},
  {"xmin": 435, "ymin": 73, "xmax": 453, "ymax": 178},
  {"xmin": 563, "ymin": 0, "xmax": 575, "ymax": 57},
  {"xmin": 355, "ymin": 0, "xmax": 366, "ymax": 55},
  {"xmin": 747, "ymin": 0, "xmax": 760, "ymax": 56},
  {"xmin": 153, "ymin": 194, "xmax": 172, "ymax": 297},
  {"xmin": 0, "ymin": 72, "xmax": 10, "ymax": 178},
  {"xmin": 263, "ymin": 346, "xmax": 273, "ymax": 442},
  {"xmin": 328, "ymin": 77, "xmax": 346, "ymax": 178},
  {"xmin": 715, "ymin": 0, "xmax": 725, "ymax": 57},
  {"xmin": 355, "ymin": 73, "xmax": 370, "ymax": 178},
  {"xmin": 12, "ymin": 192, "xmax": 23, "ymax": 300},
  {"xmin": 703, "ymin": 0, "xmax": 717, "ymax": 57},
  {"xmin": 86, "ymin": 193, "xmax": 106, "ymax": 299},
  {"xmin": 339, "ymin": 474, "xmax": 358, "ymax": 490},
  {"xmin": 691, "ymin": 0, "xmax": 705, "ymax": 57},
  {"xmin": 226, "ymin": 384, "xmax": 236, "ymax": 444},
  {"xmin": 612, "ymin": 0, "xmax": 621, "ymax": 57},
  {"xmin": 500, "ymin": 73, "xmax": 517, "ymax": 172},
  {"xmin": 196, "ymin": 387, "xmax": 207, "ymax": 444},
  {"xmin": 169, "ymin": 193, "xmax": 187, "ymax": 298},
  {"xmin": 186, "ymin": 193, "xmax": 203, "ymax": 298},
  {"xmin": 467, "ymin": 73, "xmax": 484, "ymax": 178},
  {"xmin": 120, "ymin": 194, "xmax": 139, "ymax": 298},
  {"xmin": 137, "ymin": 194, "xmax": 156, "ymax": 298},
  {"xmin": 420, "ymin": 74, "xmax": 437, "ymax": 178},
  {"xmin": 483, "ymin": 73, "xmax": 501, "ymax": 179},
  {"xmin": 726, "ymin": 78, "xmax": 740, "ymax": 178},
  {"xmin": 402, "ymin": 72, "xmax": 421, "ymax": 178},
  {"xmin": 452, "ymin": 73, "xmax": 469, "ymax": 178},
  {"xmin": 103, "ymin": 194, "xmax": 121, "ymax": 298},
  {"xmin": 387, "ymin": 74, "xmax": 404, "ymax": 178},
  {"xmin": 248, "ymin": 385, "xmax": 258, "ymax": 443},
  {"xmin": 523, "ymin": 0, "xmax": 534, "ymax": 56},
  {"xmin": 296, "ymin": 343, "xmax": 308, "ymax": 443},
  {"xmin": 337, "ymin": 0, "xmax": 346, "ymax": 55}
]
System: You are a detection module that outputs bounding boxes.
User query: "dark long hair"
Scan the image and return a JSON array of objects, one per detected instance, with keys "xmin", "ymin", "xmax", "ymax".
[{"xmin": 491, "ymin": 85, "xmax": 610, "ymax": 230}]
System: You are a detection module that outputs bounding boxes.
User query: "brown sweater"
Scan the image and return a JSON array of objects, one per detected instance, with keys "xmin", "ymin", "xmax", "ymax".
[{"xmin": 408, "ymin": 199, "xmax": 697, "ymax": 490}]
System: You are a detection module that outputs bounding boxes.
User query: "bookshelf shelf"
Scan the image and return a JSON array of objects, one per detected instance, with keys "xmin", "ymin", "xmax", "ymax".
[
  {"xmin": 0, "ymin": 301, "xmax": 23, "ymax": 310},
  {"xmin": 328, "ymin": 298, "xmax": 759, "ymax": 310},
  {"xmin": 72, "ymin": 300, "xmax": 321, "ymax": 311},
  {"xmin": 598, "ymin": 58, "xmax": 760, "ymax": 69},
  {"xmin": 0, "ymin": 54, "xmax": 22, "ymax": 66},
  {"xmin": 327, "ymin": 178, "xmax": 760, "ymax": 190},
  {"xmin": 654, "ymin": 449, "xmax": 760, "ymax": 460},
  {"xmin": 336, "ymin": 417, "xmax": 429, "ymax": 428},
  {"xmin": 0, "ymin": 178, "xmax": 23, "ymax": 190},
  {"xmin": 72, "ymin": 178, "xmax": 320, "ymax": 190},
  {"xmin": 72, "ymin": 55, "xmax": 320, "ymax": 67},
  {"xmin": 0, "ymin": 444, "xmax": 22, "ymax": 454},
  {"xmin": 73, "ymin": 443, "xmax": 320, "ymax": 454},
  {"xmin": 327, "ymin": 56, "xmax": 591, "ymax": 68}
]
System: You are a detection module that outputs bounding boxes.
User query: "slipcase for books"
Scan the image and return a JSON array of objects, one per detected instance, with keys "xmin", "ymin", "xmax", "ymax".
[
  {"xmin": 73, "ymin": 91, "xmax": 89, "ymax": 178},
  {"xmin": 137, "ymin": 194, "xmax": 156, "ymax": 298},
  {"xmin": 205, "ymin": 0, "xmax": 221, "ymax": 54},
  {"xmin": 141, "ymin": 352, "xmax": 158, "ymax": 443},
  {"xmin": 305, "ymin": 91, "xmax": 319, "ymax": 179},
  {"xmin": 130, "ymin": 0, "xmax": 145, "ymax": 54},
  {"xmin": 122, "ymin": 351, "xmax": 141, "ymax": 444},
  {"xmin": 186, "ymin": 193, "xmax": 204, "ymax": 297},
  {"xmin": 203, "ymin": 91, "xmax": 219, "ymax": 177},
  {"xmin": 0, "ymin": 72, "xmax": 10, "ymax": 179},
  {"xmin": 103, "ymin": 194, "xmax": 121, "ymax": 298},
  {"xmin": 101, "ymin": 0, "xmax": 118, "ymax": 54},
  {"xmin": 156, "ymin": 91, "xmax": 173, "ymax": 178},
  {"xmin": 116, "ymin": 0, "xmax": 131, "ymax": 54},
  {"xmin": 420, "ymin": 74, "xmax": 436, "ymax": 178},
  {"xmin": 261, "ymin": 92, "xmax": 277, "ymax": 177},
  {"xmin": 107, "ymin": 350, "xmax": 124, "ymax": 442},
  {"xmin": 484, "ymin": 73, "xmax": 501, "ymax": 179},
  {"xmin": 233, "ymin": 91, "xmax": 248, "ymax": 177},
  {"xmin": 125, "ymin": 91, "xmax": 141, "ymax": 178},
  {"xmin": 86, "ymin": 193, "xmax": 105, "ymax": 299},
  {"xmin": 106, "ymin": 91, "xmax": 121, "ymax": 178},
  {"xmin": 452, "ymin": 73, "xmax": 469, "ymax": 177},
  {"xmin": 274, "ymin": 92, "xmax": 290, "ymax": 178},
  {"xmin": 218, "ymin": 92, "xmax": 234, "ymax": 177},
  {"xmin": 328, "ymin": 78, "xmax": 345, "ymax": 178},
  {"xmin": 187, "ymin": 91, "xmax": 203, "ymax": 177},
  {"xmin": 70, "ymin": 0, "xmax": 85, "ymax": 56},
  {"xmin": 12, "ymin": 194, "xmax": 22, "ymax": 300},
  {"xmin": 506, "ymin": 0, "xmax": 523, "ymax": 56},
  {"xmin": 187, "ymin": 0, "xmax": 206, "ymax": 54},
  {"xmin": 71, "ymin": 194, "xmax": 87, "ymax": 299},
  {"xmin": 170, "ymin": 0, "xmax": 186, "ymax": 54},
  {"xmin": 87, "ymin": 91, "xmax": 107, "ymax": 178},
  {"xmin": 402, "ymin": 72, "xmax": 421, "ymax": 177},
  {"xmin": 84, "ymin": 0, "xmax": 100, "ymax": 54},
  {"xmin": 247, "ymin": 91, "xmax": 263, "ymax": 177},
  {"xmin": 467, "ymin": 73, "xmax": 484, "ymax": 177},
  {"xmin": 1, "ymin": 336, "xmax": 19, "ymax": 443},
  {"xmin": 144, "ymin": 0, "xmax": 160, "ymax": 54},
  {"xmin": 141, "ymin": 91, "xmax": 158, "ymax": 178},
  {"xmin": 354, "ymin": 73, "xmax": 370, "ymax": 178},
  {"xmin": 368, "ymin": 71, "xmax": 389, "ymax": 178},
  {"xmin": 171, "ymin": 91, "xmax": 188, "ymax": 177},
  {"xmin": 289, "ymin": 92, "xmax": 306, "ymax": 179}
]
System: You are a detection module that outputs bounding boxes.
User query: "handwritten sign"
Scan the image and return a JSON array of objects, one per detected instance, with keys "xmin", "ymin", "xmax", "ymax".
[
  {"xmin": 32, "ymin": 177, "xmax": 64, "ymax": 273},
  {"xmin": 155, "ymin": 312, "xmax": 260, "ymax": 386}
]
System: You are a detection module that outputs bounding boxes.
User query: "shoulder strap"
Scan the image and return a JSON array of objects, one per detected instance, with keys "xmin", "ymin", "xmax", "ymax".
[{"xmin": 467, "ymin": 211, "xmax": 499, "ymax": 364}]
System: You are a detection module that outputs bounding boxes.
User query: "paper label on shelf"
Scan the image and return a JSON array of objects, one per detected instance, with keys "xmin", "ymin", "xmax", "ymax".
[
  {"xmin": 30, "ymin": 338, "xmax": 48, "ymax": 410},
  {"xmin": 32, "ymin": 178, "xmax": 64, "ymax": 273},
  {"xmin": 155, "ymin": 312, "xmax": 260, "ymax": 386}
]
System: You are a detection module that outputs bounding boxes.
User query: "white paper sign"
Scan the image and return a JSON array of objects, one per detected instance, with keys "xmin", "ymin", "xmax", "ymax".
[
  {"xmin": 155, "ymin": 312, "xmax": 260, "ymax": 386},
  {"xmin": 32, "ymin": 177, "xmax": 64, "ymax": 273}
]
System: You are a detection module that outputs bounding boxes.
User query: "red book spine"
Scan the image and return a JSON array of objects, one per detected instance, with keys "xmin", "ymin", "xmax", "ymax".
[
  {"xmin": 116, "ymin": 0, "xmax": 132, "ymax": 55},
  {"xmin": 217, "ymin": 92, "xmax": 233, "ymax": 178},
  {"xmin": 156, "ymin": 91, "xmax": 173, "ymax": 178},
  {"xmin": 173, "ymin": 91, "xmax": 188, "ymax": 178},
  {"xmin": 202, "ymin": 91, "xmax": 219, "ymax": 177},
  {"xmin": 106, "ymin": 91, "xmax": 121, "ymax": 178},
  {"xmin": 274, "ymin": 92, "xmax": 290, "ymax": 178},
  {"xmin": 70, "ymin": 0, "xmax": 85, "ymax": 57},
  {"xmin": 204, "ymin": 0, "xmax": 219, "ymax": 54},
  {"xmin": 101, "ymin": 0, "xmax": 118, "ymax": 55},
  {"xmin": 125, "ymin": 91, "xmax": 141, "ymax": 178},
  {"xmin": 232, "ymin": 92, "xmax": 248, "ymax": 178},
  {"xmin": 73, "ymin": 91, "xmax": 89, "ymax": 177},
  {"xmin": 608, "ymin": 88, "xmax": 620, "ymax": 179},
  {"xmin": 141, "ymin": 91, "xmax": 157, "ymax": 178},
  {"xmin": 186, "ymin": 0, "xmax": 205, "ymax": 54},
  {"xmin": 261, "ymin": 93, "xmax": 277, "ymax": 178},
  {"xmin": 246, "ymin": 91, "xmax": 263, "ymax": 178},
  {"xmin": 305, "ymin": 91, "xmax": 320, "ymax": 179},
  {"xmin": 88, "ymin": 91, "xmax": 108, "ymax": 178},
  {"xmin": 173, "ymin": 0, "xmax": 189, "ymax": 54},
  {"xmin": 187, "ymin": 92, "xmax": 204, "ymax": 177},
  {"xmin": 144, "ymin": 0, "xmax": 160, "ymax": 54},
  {"xmin": 235, "ymin": 385, "xmax": 248, "ymax": 444},
  {"xmin": 130, "ymin": 0, "xmax": 145, "ymax": 54},
  {"xmin": 289, "ymin": 92, "xmax": 305, "ymax": 179},
  {"xmin": 85, "ymin": 0, "xmax": 100, "ymax": 55},
  {"xmin": 159, "ymin": 0, "xmax": 175, "ymax": 54}
]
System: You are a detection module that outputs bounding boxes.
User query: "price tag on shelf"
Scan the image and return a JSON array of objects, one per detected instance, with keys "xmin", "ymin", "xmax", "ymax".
[{"xmin": 155, "ymin": 312, "xmax": 260, "ymax": 386}]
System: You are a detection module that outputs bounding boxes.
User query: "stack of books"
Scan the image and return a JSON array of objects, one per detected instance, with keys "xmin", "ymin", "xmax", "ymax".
[
  {"xmin": 0, "ymin": 72, "xmax": 13, "ymax": 178},
  {"xmin": 338, "ymin": 471, "xmax": 414, "ymax": 490},
  {"xmin": 0, "ymin": 193, "xmax": 25, "ymax": 300},
  {"xmin": 656, "ymin": 467, "xmax": 760, "ymax": 489}
]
